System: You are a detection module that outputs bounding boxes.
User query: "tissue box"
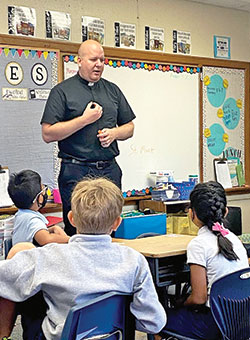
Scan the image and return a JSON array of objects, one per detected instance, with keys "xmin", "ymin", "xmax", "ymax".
[{"xmin": 114, "ymin": 213, "xmax": 166, "ymax": 239}]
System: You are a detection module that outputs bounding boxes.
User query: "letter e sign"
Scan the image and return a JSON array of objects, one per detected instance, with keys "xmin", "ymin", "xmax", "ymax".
[
  {"xmin": 5, "ymin": 62, "xmax": 24, "ymax": 85},
  {"xmin": 31, "ymin": 63, "xmax": 48, "ymax": 86}
]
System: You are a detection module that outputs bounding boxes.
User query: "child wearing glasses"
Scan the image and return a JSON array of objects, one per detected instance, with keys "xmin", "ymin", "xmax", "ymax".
[
  {"xmin": 159, "ymin": 181, "xmax": 248, "ymax": 340},
  {"xmin": 7, "ymin": 169, "xmax": 69, "ymax": 246}
]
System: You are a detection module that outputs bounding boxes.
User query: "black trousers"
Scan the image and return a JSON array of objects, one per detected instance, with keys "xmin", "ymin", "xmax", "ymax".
[
  {"xmin": 17, "ymin": 292, "xmax": 47, "ymax": 340},
  {"xmin": 58, "ymin": 159, "xmax": 122, "ymax": 236}
]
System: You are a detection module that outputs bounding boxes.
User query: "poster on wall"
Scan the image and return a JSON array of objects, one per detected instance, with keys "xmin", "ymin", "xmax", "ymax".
[
  {"xmin": 202, "ymin": 66, "xmax": 245, "ymax": 186},
  {"xmin": 82, "ymin": 16, "xmax": 105, "ymax": 45},
  {"xmin": 8, "ymin": 5, "xmax": 36, "ymax": 37},
  {"xmin": 63, "ymin": 56, "xmax": 78, "ymax": 80},
  {"xmin": 114, "ymin": 22, "xmax": 136, "ymax": 48},
  {"xmin": 173, "ymin": 30, "xmax": 191, "ymax": 55},
  {"xmin": 145, "ymin": 26, "xmax": 164, "ymax": 52},
  {"xmin": 214, "ymin": 35, "xmax": 231, "ymax": 59},
  {"xmin": 45, "ymin": 10, "xmax": 71, "ymax": 40}
]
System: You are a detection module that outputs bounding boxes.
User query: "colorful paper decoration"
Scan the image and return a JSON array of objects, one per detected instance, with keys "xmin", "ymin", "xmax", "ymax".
[
  {"xmin": 37, "ymin": 50, "xmax": 42, "ymax": 58},
  {"xmin": 122, "ymin": 187, "xmax": 153, "ymax": 198},
  {"xmin": 43, "ymin": 51, "xmax": 48, "ymax": 60},
  {"xmin": 24, "ymin": 50, "xmax": 30, "ymax": 58},
  {"xmin": 4, "ymin": 48, "xmax": 10, "ymax": 57},
  {"xmin": 0, "ymin": 47, "xmax": 58, "ymax": 60},
  {"xmin": 17, "ymin": 49, "xmax": 23, "ymax": 57}
]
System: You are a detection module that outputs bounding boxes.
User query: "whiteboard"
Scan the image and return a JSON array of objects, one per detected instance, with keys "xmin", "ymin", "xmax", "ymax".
[
  {"xmin": 63, "ymin": 58, "xmax": 200, "ymax": 191},
  {"xmin": 103, "ymin": 66, "xmax": 200, "ymax": 191}
]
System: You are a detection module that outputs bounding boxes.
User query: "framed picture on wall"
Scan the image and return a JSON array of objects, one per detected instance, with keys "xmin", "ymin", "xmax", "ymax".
[{"xmin": 214, "ymin": 35, "xmax": 231, "ymax": 59}]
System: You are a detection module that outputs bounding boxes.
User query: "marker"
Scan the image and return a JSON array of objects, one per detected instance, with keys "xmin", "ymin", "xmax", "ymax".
[
  {"xmin": 90, "ymin": 103, "xmax": 96, "ymax": 109},
  {"xmin": 98, "ymin": 129, "xmax": 103, "ymax": 134}
]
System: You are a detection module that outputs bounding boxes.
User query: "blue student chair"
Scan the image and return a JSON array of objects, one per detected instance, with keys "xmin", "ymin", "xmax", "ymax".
[
  {"xmin": 160, "ymin": 268, "xmax": 250, "ymax": 340},
  {"xmin": 210, "ymin": 267, "xmax": 250, "ymax": 340},
  {"xmin": 60, "ymin": 292, "xmax": 136, "ymax": 340}
]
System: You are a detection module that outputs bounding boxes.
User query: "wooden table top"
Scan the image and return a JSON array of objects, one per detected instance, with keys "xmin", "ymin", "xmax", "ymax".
[{"xmin": 112, "ymin": 234, "xmax": 195, "ymax": 258}]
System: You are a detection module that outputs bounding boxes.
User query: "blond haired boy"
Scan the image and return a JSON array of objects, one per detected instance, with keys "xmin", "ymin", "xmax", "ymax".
[
  {"xmin": 0, "ymin": 177, "xmax": 166, "ymax": 340},
  {"xmin": 69, "ymin": 177, "xmax": 124, "ymax": 235}
]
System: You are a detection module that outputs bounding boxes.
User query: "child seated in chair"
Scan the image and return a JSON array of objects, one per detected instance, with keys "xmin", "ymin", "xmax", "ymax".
[
  {"xmin": 0, "ymin": 177, "xmax": 166, "ymax": 340},
  {"xmin": 7, "ymin": 169, "xmax": 69, "ymax": 246},
  {"xmin": 159, "ymin": 181, "xmax": 249, "ymax": 340}
]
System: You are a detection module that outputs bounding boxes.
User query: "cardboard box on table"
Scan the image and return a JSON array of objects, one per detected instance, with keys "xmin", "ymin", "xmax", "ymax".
[{"xmin": 167, "ymin": 212, "xmax": 198, "ymax": 235}]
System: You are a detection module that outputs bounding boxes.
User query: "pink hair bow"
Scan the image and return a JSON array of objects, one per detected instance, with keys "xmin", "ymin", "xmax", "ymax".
[{"xmin": 212, "ymin": 222, "xmax": 229, "ymax": 237}]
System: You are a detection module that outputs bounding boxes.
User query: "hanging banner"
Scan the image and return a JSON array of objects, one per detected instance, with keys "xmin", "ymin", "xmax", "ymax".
[
  {"xmin": 8, "ymin": 5, "xmax": 36, "ymax": 37},
  {"xmin": 82, "ymin": 16, "xmax": 105, "ymax": 45},
  {"xmin": 45, "ymin": 10, "xmax": 71, "ymax": 40}
]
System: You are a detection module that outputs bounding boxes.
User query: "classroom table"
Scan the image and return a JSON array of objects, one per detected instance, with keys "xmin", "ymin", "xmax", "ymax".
[
  {"xmin": 113, "ymin": 234, "xmax": 194, "ymax": 258},
  {"xmin": 113, "ymin": 234, "xmax": 194, "ymax": 305}
]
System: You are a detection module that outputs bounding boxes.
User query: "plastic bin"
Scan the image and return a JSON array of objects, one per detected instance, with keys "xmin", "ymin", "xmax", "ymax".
[
  {"xmin": 114, "ymin": 213, "xmax": 167, "ymax": 239},
  {"xmin": 151, "ymin": 188, "xmax": 180, "ymax": 201},
  {"xmin": 169, "ymin": 181, "xmax": 195, "ymax": 200}
]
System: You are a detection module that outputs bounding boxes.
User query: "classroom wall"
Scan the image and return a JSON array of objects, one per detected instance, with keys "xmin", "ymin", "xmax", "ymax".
[
  {"xmin": 0, "ymin": 0, "xmax": 250, "ymax": 61},
  {"xmin": 1, "ymin": 0, "xmax": 250, "ymax": 231}
]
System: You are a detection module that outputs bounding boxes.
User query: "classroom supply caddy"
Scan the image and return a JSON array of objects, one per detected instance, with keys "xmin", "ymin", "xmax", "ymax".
[
  {"xmin": 114, "ymin": 212, "xmax": 166, "ymax": 239},
  {"xmin": 151, "ymin": 187, "xmax": 180, "ymax": 201},
  {"xmin": 152, "ymin": 181, "xmax": 195, "ymax": 201}
]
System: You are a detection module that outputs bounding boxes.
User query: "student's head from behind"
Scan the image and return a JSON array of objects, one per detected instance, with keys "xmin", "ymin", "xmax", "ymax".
[
  {"xmin": 189, "ymin": 181, "xmax": 238, "ymax": 261},
  {"xmin": 189, "ymin": 181, "xmax": 227, "ymax": 228},
  {"xmin": 69, "ymin": 177, "xmax": 124, "ymax": 235},
  {"xmin": 8, "ymin": 169, "xmax": 47, "ymax": 210}
]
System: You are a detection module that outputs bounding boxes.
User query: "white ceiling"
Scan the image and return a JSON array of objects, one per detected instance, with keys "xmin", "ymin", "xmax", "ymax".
[{"xmin": 184, "ymin": 0, "xmax": 250, "ymax": 12}]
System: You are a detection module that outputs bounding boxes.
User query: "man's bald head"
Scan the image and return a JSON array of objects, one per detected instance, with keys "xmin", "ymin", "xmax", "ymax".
[
  {"xmin": 77, "ymin": 40, "xmax": 105, "ymax": 82},
  {"xmin": 78, "ymin": 40, "xmax": 104, "ymax": 57}
]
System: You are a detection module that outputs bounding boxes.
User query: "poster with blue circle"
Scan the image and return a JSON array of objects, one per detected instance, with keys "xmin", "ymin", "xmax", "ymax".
[
  {"xmin": 207, "ymin": 74, "xmax": 226, "ymax": 107},
  {"xmin": 222, "ymin": 97, "xmax": 240, "ymax": 130},
  {"xmin": 207, "ymin": 123, "xmax": 225, "ymax": 156}
]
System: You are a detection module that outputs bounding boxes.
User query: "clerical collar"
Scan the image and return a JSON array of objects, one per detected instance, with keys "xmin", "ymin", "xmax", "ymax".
[{"xmin": 77, "ymin": 72, "xmax": 97, "ymax": 87}]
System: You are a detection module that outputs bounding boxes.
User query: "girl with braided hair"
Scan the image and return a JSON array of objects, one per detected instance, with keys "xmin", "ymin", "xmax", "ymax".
[{"xmin": 160, "ymin": 181, "xmax": 248, "ymax": 340}]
